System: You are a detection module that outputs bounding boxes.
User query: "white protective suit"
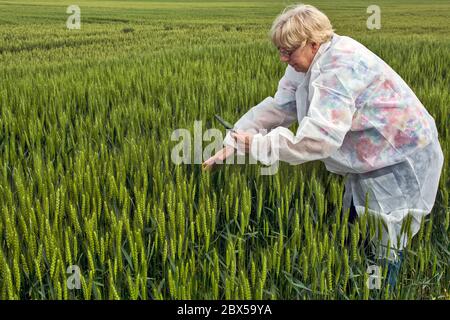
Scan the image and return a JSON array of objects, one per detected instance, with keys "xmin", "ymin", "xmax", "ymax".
[{"xmin": 223, "ymin": 33, "xmax": 444, "ymax": 261}]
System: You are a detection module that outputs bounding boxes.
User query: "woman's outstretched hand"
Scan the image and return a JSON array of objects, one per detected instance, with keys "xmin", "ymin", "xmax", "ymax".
[{"xmin": 202, "ymin": 145, "xmax": 235, "ymax": 171}]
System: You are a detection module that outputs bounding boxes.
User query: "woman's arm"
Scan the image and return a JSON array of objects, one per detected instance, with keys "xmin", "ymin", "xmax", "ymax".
[
  {"xmin": 250, "ymin": 64, "xmax": 366, "ymax": 165},
  {"xmin": 223, "ymin": 65, "xmax": 302, "ymax": 149}
]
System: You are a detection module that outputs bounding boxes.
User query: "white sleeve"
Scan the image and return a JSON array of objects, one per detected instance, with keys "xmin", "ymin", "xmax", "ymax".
[
  {"xmin": 250, "ymin": 65, "xmax": 366, "ymax": 165},
  {"xmin": 223, "ymin": 66, "xmax": 302, "ymax": 148}
]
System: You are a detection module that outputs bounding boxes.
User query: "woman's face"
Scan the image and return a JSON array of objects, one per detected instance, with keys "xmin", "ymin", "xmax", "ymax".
[{"xmin": 279, "ymin": 42, "xmax": 320, "ymax": 73}]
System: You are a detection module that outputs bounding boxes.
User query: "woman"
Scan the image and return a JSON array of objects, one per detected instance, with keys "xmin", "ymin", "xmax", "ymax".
[{"xmin": 202, "ymin": 4, "xmax": 444, "ymax": 289}]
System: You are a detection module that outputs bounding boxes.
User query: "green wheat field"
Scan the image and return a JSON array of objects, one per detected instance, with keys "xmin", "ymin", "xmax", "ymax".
[{"xmin": 0, "ymin": 0, "xmax": 448, "ymax": 300}]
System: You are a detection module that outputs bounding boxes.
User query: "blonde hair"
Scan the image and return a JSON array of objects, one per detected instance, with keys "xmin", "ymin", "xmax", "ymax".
[{"xmin": 270, "ymin": 4, "xmax": 334, "ymax": 50}]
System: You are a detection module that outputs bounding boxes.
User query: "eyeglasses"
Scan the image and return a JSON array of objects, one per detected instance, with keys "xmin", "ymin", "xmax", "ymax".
[
  {"xmin": 278, "ymin": 47, "xmax": 295, "ymax": 58},
  {"xmin": 278, "ymin": 46, "xmax": 300, "ymax": 58},
  {"xmin": 278, "ymin": 42, "xmax": 309, "ymax": 58}
]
